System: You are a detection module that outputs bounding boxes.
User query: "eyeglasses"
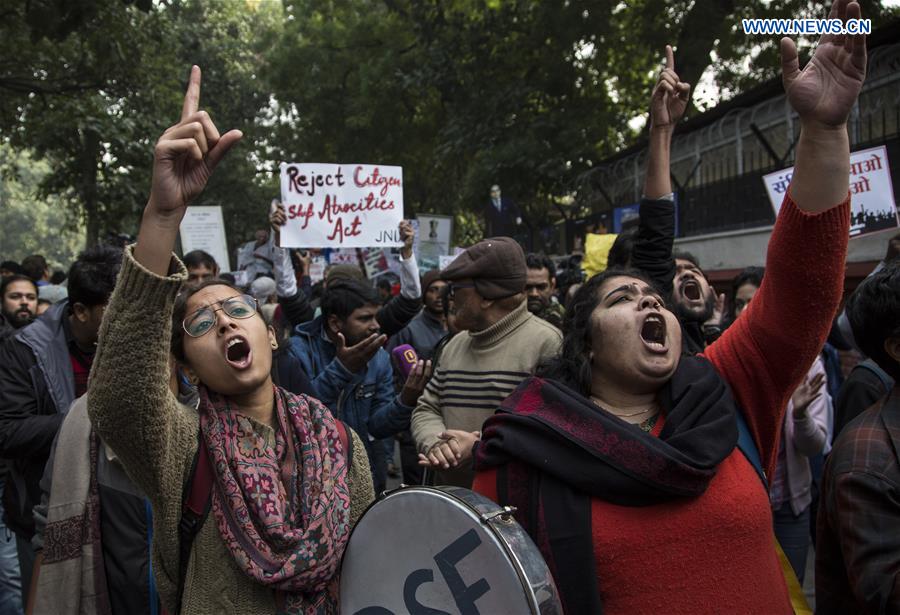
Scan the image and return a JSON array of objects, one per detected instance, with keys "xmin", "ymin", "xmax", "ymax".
[
  {"xmin": 447, "ymin": 282, "xmax": 475, "ymax": 298},
  {"xmin": 183, "ymin": 294, "xmax": 259, "ymax": 338}
]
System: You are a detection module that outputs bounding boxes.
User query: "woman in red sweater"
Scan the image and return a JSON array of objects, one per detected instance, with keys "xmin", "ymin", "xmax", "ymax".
[{"xmin": 472, "ymin": 2, "xmax": 865, "ymax": 613}]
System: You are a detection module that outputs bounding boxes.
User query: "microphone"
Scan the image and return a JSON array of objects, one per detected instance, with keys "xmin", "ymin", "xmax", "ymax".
[{"xmin": 391, "ymin": 344, "xmax": 419, "ymax": 379}]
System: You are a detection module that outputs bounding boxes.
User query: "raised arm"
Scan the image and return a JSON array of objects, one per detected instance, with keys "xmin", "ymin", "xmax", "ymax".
[
  {"xmin": 88, "ymin": 66, "xmax": 242, "ymax": 499},
  {"xmin": 269, "ymin": 203, "xmax": 315, "ymax": 325},
  {"xmin": 377, "ymin": 221, "xmax": 422, "ymax": 338},
  {"xmin": 134, "ymin": 66, "xmax": 242, "ymax": 276},
  {"xmin": 705, "ymin": 0, "xmax": 863, "ymax": 474},
  {"xmin": 631, "ymin": 46, "xmax": 690, "ymax": 296}
]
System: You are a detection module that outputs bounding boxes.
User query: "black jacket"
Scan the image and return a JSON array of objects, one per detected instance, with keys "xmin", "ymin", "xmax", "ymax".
[
  {"xmin": 834, "ymin": 359, "xmax": 895, "ymax": 439},
  {"xmin": 631, "ymin": 196, "xmax": 707, "ymax": 355},
  {"xmin": 0, "ymin": 302, "xmax": 74, "ymax": 537}
]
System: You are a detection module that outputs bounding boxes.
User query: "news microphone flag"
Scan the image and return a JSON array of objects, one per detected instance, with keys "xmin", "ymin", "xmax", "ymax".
[{"xmin": 391, "ymin": 344, "xmax": 418, "ymax": 379}]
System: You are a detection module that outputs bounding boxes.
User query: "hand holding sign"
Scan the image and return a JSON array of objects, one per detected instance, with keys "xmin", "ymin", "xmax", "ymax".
[
  {"xmin": 270, "ymin": 201, "xmax": 287, "ymax": 245},
  {"xmin": 399, "ymin": 220, "xmax": 415, "ymax": 259},
  {"xmin": 137, "ymin": 66, "xmax": 242, "ymax": 276}
]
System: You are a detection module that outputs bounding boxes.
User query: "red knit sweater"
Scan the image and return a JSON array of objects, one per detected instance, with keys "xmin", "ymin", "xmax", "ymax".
[{"xmin": 473, "ymin": 193, "xmax": 850, "ymax": 614}]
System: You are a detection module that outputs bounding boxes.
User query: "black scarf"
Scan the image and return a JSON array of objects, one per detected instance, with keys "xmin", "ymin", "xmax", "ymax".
[{"xmin": 474, "ymin": 355, "xmax": 739, "ymax": 614}]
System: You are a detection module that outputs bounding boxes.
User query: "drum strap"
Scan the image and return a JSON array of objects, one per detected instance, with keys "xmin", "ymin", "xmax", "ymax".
[{"xmin": 172, "ymin": 420, "xmax": 352, "ymax": 614}]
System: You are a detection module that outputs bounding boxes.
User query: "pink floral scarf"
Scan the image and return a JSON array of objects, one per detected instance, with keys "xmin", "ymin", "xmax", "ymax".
[{"xmin": 198, "ymin": 385, "xmax": 352, "ymax": 614}]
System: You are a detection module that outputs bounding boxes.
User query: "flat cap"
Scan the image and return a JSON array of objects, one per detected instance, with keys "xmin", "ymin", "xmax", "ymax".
[
  {"xmin": 421, "ymin": 269, "xmax": 443, "ymax": 294},
  {"xmin": 441, "ymin": 237, "xmax": 526, "ymax": 299}
]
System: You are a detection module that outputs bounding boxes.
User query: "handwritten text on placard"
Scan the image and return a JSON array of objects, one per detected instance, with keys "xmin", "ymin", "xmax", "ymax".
[{"xmin": 279, "ymin": 163, "xmax": 404, "ymax": 248}]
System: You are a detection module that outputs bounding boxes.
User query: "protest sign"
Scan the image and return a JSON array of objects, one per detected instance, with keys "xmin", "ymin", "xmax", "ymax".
[
  {"xmin": 763, "ymin": 145, "xmax": 897, "ymax": 237},
  {"xmin": 363, "ymin": 248, "xmax": 391, "ymax": 278},
  {"xmin": 179, "ymin": 206, "xmax": 231, "ymax": 271},
  {"xmin": 326, "ymin": 248, "xmax": 361, "ymax": 266},
  {"xmin": 416, "ymin": 214, "xmax": 453, "ymax": 271},
  {"xmin": 279, "ymin": 163, "xmax": 404, "ymax": 248},
  {"xmin": 308, "ymin": 255, "xmax": 326, "ymax": 284},
  {"xmin": 438, "ymin": 253, "xmax": 461, "ymax": 270}
]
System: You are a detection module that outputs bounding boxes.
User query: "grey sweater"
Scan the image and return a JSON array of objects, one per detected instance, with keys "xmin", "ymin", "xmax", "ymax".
[{"xmin": 88, "ymin": 248, "xmax": 374, "ymax": 615}]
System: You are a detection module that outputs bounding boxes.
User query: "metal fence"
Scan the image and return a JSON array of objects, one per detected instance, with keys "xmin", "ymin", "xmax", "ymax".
[{"xmin": 577, "ymin": 40, "xmax": 900, "ymax": 239}]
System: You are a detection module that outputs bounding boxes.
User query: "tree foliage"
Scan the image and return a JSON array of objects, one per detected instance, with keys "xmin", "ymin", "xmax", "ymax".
[
  {"xmin": 0, "ymin": 0, "xmax": 278, "ymax": 255},
  {"xmin": 0, "ymin": 145, "xmax": 85, "ymax": 267},
  {"xmin": 2, "ymin": 0, "xmax": 897, "ymax": 257}
]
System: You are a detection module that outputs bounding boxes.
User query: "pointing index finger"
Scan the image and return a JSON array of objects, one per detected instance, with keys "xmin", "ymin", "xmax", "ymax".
[
  {"xmin": 665, "ymin": 45, "xmax": 675, "ymax": 71},
  {"xmin": 181, "ymin": 65, "xmax": 201, "ymax": 122}
]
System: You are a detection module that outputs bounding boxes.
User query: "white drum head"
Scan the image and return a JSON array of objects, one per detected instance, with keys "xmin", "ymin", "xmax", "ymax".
[{"xmin": 339, "ymin": 487, "xmax": 560, "ymax": 615}]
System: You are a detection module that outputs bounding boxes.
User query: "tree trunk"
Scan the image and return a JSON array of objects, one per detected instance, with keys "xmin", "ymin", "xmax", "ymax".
[
  {"xmin": 80, "ymin": 128, "xmax": 101, "ymax": 247},
  {"xmin": 673, "ymin": 0, "xmax": 737, "ymax": 114}
]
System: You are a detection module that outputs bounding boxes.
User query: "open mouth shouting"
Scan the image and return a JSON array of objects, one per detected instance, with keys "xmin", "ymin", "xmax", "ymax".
[
  {"xmin": 680, "ymin": 278, "xmax": 702, "ymax": 302},
  {"xmin": 640, "ymin": 313, "xmax": 668, "ymax": 354},
  {"xmin": 224, "ymin": 335, "xmax": 253, "ymax": 370}
]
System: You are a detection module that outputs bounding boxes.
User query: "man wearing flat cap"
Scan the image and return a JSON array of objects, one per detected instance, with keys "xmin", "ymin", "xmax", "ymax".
[{"xmin": 411, "ymin": 237, "xmax": 562, "ymax": 487}]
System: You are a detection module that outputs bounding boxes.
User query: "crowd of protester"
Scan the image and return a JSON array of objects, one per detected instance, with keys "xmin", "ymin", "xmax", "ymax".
[{"xmin": 0, "ymin": 2, "xmax": 897, "ymax": 613}]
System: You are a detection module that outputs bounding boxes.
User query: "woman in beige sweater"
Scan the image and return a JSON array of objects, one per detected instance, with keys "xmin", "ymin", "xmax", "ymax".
[{"xmin": 87, "ymin": 67, "xmax": 374, "ymax": 615}]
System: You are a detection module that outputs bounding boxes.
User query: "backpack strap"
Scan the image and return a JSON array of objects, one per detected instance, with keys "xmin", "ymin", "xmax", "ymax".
[
  {"xmin": 174, "ymin": 418, "xmax": 352, "ymax": 612},
  {"xmin": 734, "ymin": 409, "xmax": 767, "ymax": 489},
  {"xmin": 335, "ymin": 419, "xmax": 352, "ymax": 462},
  {"xmin": 176, "ymin": 433, "xmax": 213, "ymax": 613},
  {"xmin": 856, "ymin": 359, "xmax": 895, "ymax": 395}
]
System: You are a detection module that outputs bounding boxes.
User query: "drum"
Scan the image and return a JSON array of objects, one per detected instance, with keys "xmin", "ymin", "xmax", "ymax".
[{"xmin": 339, "ymin": 485, "xmax": 562, "ymax": 615}]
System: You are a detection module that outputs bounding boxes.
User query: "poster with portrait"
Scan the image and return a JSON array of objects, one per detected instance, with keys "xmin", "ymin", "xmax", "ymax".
[{"xmin": 416, "ymin": 214, "xmax": 454, "ymax": 271}]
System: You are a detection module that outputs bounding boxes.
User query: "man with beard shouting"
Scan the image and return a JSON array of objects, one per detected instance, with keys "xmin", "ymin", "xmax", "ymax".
[{"xmin": 630, "ymin": 49, "xmax": 725, "ymax": 354}]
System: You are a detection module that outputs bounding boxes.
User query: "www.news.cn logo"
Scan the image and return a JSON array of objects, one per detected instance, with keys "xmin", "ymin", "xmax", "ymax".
[{"xmin": 742, "ymin": 18, "xmax": 871, "ymax": 36}]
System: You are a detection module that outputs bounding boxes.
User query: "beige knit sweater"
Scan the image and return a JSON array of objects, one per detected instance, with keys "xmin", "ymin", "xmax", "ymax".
[
  {"xmin": 411, "ymin": 300, "xmax": 561, "ymax": 487},
  {"xmin": 87, "ymin": 248, "xmax": 374, "ymax": 615}
]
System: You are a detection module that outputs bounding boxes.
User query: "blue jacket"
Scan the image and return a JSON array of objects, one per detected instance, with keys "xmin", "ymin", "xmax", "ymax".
[{"xmin": 288, "ymin": 317, "xmax": 414, "ymax": 457}]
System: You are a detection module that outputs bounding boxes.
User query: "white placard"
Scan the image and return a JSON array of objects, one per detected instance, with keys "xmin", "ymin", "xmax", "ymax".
[
  {"xmin": 279, "ymin": 163, "xmax": 404, "ymax": 248},
  {"xmin": 763, "ymin": 145, "xmax": 898, "ymax": 237},
  {"xmin": 416, "ymin": 214, "xmax": 453, "ymax": 271},
  {"xmin": 179, "ymin": 206, "xmax": 231, "ymax": 271},
  {"xmin": 438, "ymin": 254, "xmax": 461, "ymax": 270}
]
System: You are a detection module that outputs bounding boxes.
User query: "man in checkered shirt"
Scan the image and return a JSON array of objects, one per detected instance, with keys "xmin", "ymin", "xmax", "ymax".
[{"xmin": 816, "ymin": 259, "xmax": 900, "ymax": 614}]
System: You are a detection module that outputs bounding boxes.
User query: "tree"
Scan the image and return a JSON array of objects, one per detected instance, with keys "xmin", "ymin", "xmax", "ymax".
[
  {"xmin": 0, "ymin": 0, "xmax": 279, "ymax": 255},
  {"xmin": 0, "ymin": 145, "xmax": 86, "ymax": 267}
]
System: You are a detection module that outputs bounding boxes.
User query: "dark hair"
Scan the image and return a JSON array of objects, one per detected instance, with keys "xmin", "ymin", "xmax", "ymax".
[
  {"xmin": 171, "ymin": 278, "xmax": 249, "ymax": 363},
  {"xmin": 218, "ymin": 272, "xmax": 237, "ymax": 285},
  {"xmin": 525, "ymin": 253, "xmax": 556, "ymax": 281},
  {"xmin": 730, "ymin": 266, "xmax": 765, "ymax": 319},
  {"xmin": 673, "ymin": 250, "xmax": 701, "ymax": 270},
  {"xmin": 846, "ymin": 261, "xmax": 900, "ymax": 380},
  {"xmin": 0, "ymin": 261, "xmax": 23, "ymax": 275},
  {"xmin": 607, "ymin": 229, "xmax": 636, "ymax": 269},
  {"xmin": 49, "ymin": 270, "xmax": 67, "ymax": 285},
  {"xmin": 539, "ymin": 267, "xmax": 657, "ymax": 395},
  {"xmin": 376, "ymin": 278, "xmax": 393, "ymax": 292},
  {"xmin": 183, "ymin": 250, "xmax": 218, "ymax": 271},
  {"xmin": 732, "ymin": 267, "xmax": 764, "ymax": 294},
  {"xmin": 67, "ymin": 245, "xmax": 122, "ymax": 308},
  {"xmin": 321, "ymin": 279, "xmax": 381, "ymax": 322},
  {"xmin": 21, "ymin": 255, "xmax": 48, "ymax": 282},
  {"xmin": 0, "ymin": 274, "xmax": 37, "ymax": 299}
]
